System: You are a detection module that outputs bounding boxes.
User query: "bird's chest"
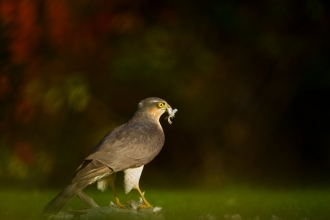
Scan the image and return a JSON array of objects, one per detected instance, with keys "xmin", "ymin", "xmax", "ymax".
[
  {"xmin": 124, "ymin": 126, "xmax": 164, "ymax": 167},
  {"xmin": 133, "ymin": 124, "xmax": 164, "ymax": 150},
  {"xmin": 123, "ymin": 166, "xmax": 144, "ymax": 194}
]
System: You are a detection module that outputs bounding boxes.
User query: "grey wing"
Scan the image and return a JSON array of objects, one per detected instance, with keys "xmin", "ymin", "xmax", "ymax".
[
  {"xmin": 71, "ymin": 124, "xmax": 126, "ymax": 183},
  {"xmin": 86, "ymin": 122, "xmax": 165, "ymax": 172},
  {"xmin": 89, "ymin": 124, "xmax": 126, "ymax": 154},
  {"xmin": 72, "ymin": 159, "xmax": 113, "ymax": 184}
]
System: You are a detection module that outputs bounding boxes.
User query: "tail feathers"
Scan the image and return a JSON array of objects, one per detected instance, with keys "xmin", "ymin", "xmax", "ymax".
[
  {"xmin": 42, "ymin": 180, "xmax": 90, "ymax": 216},
  {"xmin": 77, "ymin": 191, "xmax": 99, "ymax": 208}
]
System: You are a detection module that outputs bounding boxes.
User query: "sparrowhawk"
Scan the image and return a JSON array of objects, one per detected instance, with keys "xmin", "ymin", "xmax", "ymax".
[{"xmin": 42, "ymin": 97, "xmax": 177, "ymax": 215}]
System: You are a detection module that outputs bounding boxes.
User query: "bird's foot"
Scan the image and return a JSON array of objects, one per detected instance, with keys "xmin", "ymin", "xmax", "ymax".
[
  {"xmin": 116, "ymin": 197, "xmax": 123, "ymax": 207},
  {"xmin": 139, "ymin": 204, "xmax": 151, "ymax": 209},
  {"xmin": 139, "ymin": 202, "xmax": 152, "ymax": 209}
]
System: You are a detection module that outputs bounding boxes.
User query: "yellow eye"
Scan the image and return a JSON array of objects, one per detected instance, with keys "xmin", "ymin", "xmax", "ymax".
[{"xmin": 158, "ymin": 102, "xmax": 165, "ymax": 108}]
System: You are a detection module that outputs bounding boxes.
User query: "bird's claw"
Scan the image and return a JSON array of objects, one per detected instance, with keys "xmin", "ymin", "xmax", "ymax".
[
  {"xmin": 115, "ymin": 197, "xmax": 123, "ymax": 207},
  {"xmin": 139, "ymin": 204, "xmax": 152, "ymax": 209}
]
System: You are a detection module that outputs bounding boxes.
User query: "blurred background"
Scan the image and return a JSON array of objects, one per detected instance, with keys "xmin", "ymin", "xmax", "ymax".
[{"xmin": 0, "ymin": 0, "xmax": 329, "ymax": 190}]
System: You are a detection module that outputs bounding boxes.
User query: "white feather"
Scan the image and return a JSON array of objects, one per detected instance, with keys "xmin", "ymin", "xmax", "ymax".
[{"xmin": 123, "ymin": 166, "xmax": 144, "ymax": 194}]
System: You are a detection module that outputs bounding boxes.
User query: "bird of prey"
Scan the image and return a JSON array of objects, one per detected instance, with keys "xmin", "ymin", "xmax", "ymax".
[{"xmin": 42, "ymin": 97, "xmax": 177, "ymax": 215}]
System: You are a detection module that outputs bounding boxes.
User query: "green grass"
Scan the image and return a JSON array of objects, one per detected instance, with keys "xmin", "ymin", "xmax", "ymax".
[{"xmin": 0, "ymin": 185, "xmax": 329, "ymax": 220}]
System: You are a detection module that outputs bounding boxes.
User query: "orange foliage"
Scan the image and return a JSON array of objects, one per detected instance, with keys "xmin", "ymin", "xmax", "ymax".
[
  {"xmin": 46, "ymin": 0, "xmax": 72, "ymax": 47},
  {"xmin": 0, "ymin": 0, "xmax": 40, "ymax": 64},
  {"xmin": 15, "ymin": 100, "xmax": 35, "ymax": 123},
  {"xmin": 0, "ymin": 0, "xmax": 16, "ymax": 24},
  {"xmin": 13, "ymin": 142, "xmax": 34, "ymax": 165},
  {"xmin": 0, "ymin": 75, "xmax": 10, "ymax": 99},
  {"xmin": 0, "ymin": 0, "xmax": 121, "ymax": 63}
]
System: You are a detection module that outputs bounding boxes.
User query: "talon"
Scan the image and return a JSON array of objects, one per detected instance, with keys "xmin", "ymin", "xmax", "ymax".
[
  {"xmin": 139, "ymin": 204, "xmax": 152, "ymax": 209},
  {"xmin": 139, "ymin": 200, "xmax": 152, "ymax": 209},
  {"xmin": 116, "ymin": 197, "xmax": 123, "ymax": 207},
  {"xmin": 135, "ymin": 187, "xmax": 152, "ymax": 208}
]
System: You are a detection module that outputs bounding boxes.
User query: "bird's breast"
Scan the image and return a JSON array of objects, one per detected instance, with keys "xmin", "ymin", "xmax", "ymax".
[{"xmin": 123, "ymin": 165, "xmax": 144, "ymax": 194}]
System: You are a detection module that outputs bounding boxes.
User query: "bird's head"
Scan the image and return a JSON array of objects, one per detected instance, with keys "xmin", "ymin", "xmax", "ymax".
[{"xmin": 136, "ymin": 97, "xmax": 177, "ymax": 124}]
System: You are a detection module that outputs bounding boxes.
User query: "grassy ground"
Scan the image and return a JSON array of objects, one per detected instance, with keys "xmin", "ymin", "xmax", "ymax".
[{"xmin": 0, "ymin": 185, "xmax": 329, "ymax": 220}]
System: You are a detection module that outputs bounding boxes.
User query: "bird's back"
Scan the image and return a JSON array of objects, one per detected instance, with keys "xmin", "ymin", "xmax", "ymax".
[{"xmin": 86, "ymin": 120, "xmax": 165, "ymax": 172}]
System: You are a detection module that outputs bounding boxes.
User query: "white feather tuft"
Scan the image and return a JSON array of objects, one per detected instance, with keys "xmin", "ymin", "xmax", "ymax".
[{"xmin": 166, "ymin": 108, "xmax": 178, "ymax": 124}]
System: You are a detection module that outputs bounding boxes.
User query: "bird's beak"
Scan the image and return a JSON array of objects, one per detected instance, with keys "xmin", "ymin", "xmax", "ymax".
[{"xmin": 166, "ymin": 104, "xmax": 178, "ymax": 124}]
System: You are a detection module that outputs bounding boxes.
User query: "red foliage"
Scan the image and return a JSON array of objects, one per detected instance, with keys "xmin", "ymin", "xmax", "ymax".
[
  {"xmin": 46, "ymin": 0, "xmax": 72, "ymax": 47},
  {"xmin": 0, "ymin": 0, "xmax": 16, "ymax": 24},
  {"xmin": 0, "ymin": 75, "xmax": 10, "ymax": 99},
  {"xmin": 15, "ymin": 100, "xmax": 35, "ymax": 124},
  {"xmin": 13, "ymin": 142, "xmax": 34, "ymax": 165},
  {"xmin": 0, "ymin": 0, "xmax": 40, "ymax": 64}
]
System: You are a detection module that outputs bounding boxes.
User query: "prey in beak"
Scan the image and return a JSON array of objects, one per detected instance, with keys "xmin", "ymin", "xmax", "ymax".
[{"xmin": 165, "ymin": 105, "xmax": 178, "ymax": 124}]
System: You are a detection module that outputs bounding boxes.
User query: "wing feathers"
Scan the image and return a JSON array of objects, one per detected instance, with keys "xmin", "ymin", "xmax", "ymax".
[
  {"xmin": 72, "ymin": 160, "xmax": 112, "ymax": 183},
  {"xmin": 87, "ymin": 122, "xmax": 164, "ymax": 172}
]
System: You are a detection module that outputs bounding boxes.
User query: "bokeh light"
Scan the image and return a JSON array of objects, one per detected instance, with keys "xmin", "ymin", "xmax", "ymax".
[{"xmin": 0, "ymin": 0, "xmax": 329, "ymax": 191}]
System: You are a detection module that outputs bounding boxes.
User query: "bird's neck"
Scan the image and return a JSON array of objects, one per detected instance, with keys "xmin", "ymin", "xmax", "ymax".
[{"xmin": 129, "ymin": 110, "xmax": 162, "ymax": 124}]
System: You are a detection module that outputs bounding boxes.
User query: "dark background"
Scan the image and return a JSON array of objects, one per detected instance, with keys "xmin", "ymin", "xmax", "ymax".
[{"xmin": 0, "ymin": 0, "xmax": 329, "ymax": 189}]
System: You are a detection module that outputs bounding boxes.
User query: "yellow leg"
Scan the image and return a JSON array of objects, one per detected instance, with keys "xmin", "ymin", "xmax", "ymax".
[
  {"xmin": 136, "ymin": 186, "xmax": 151, "ymax": 208},
  {"xmin": 109, "ymin": 183, "xmax": 123, "ymax": 207},
  {"xmin": 114, "ymin": 196, "xmax": 122, "ymax": 207}
]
